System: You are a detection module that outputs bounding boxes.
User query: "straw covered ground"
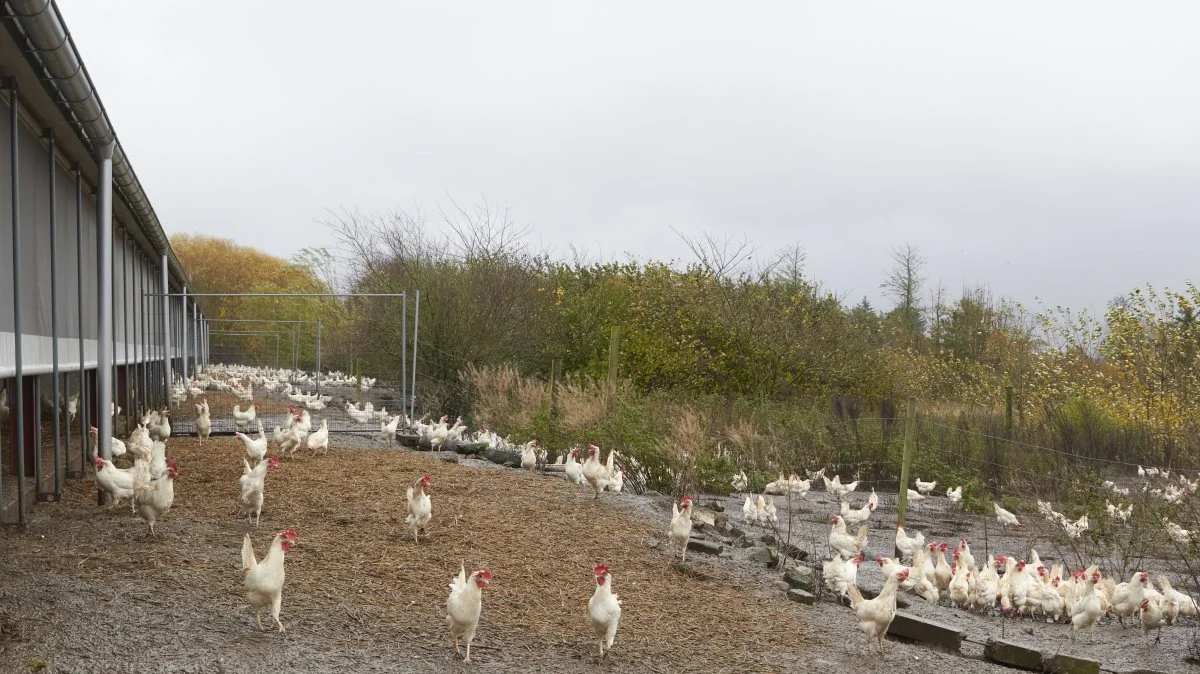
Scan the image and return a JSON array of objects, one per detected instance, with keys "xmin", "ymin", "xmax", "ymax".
[{"xmin": 0, "ymin": 412, "xmax": 869, "ymax": 673}]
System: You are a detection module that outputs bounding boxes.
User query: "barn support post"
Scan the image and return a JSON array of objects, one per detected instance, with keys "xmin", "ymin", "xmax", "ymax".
[
  {"xmin": 96, "ymin": 141, "xmax": 116, "ymax": 505},
  {"xmin": 9, "ymin": 77, "xmax": 27, "ymax": 523},
  {"xmin": 160, "ymin": 253, "xmax": 171, "ymax": 404},
  {"xmin": 46, "ymin": 129, "xmax": 62, "ymax": 500},
  {"xmin": 121, "ymin": 230, "xmax": 131, "ymax": 434},
  {"xmin": 74, "ymin": 162, "xmax": 86, "ymax": 477}
]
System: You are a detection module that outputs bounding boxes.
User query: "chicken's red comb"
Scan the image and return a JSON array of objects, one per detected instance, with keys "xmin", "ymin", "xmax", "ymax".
[
  {"xmin": 478, "ymin": 569, "xmax": 493, "ymax": 580},
  {"xmin": 593, "ymin": 564, "xmax": 610, "ymax": 575},
  {"xmin": 282, "ymin": 529, "xmax": 298, "ymax": 539}
]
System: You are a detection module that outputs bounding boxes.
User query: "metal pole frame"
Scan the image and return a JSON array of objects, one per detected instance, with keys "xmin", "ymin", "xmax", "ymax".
[
  {"xmin": 122, "ymin": 229, "xmax": 131, "ymax": 434},
  {"xmin": 410, "ymin": 288, "xmax": 420, "ymax": 419},
  {"xmin": 46, "ymin": 128, "xmax": 62, "ymax": 500},
  {"xmin": 8, "ymin": 77, "xmax": 25, "ymax": 523},
  {"xmin": 181, "ymin": 288, "xmax": 189, "ymax": 382},
  {"xmin": 401, "ymin": 293, "xmax": 407, "ymax": 418},
  {"xmin": 160, "ymin": 253, "xmax": 171, "ymax": 404},
  {"xmin": 315, "ymin": 319, "xmax": 322, "ymax": 396},
  {"xmin": 74, "ymin": 162, "xmax": 86, "ymax": 478},
  {"xmin": 96, "ymin": 141, "xmax": 116, "ymax": 506}
]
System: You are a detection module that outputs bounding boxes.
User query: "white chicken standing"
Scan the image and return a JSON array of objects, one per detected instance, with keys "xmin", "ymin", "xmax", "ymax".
[
  {"xmin": 405, "ymin": 475, "xmax": 433, "ymax": 543},
  {"xmin": 239, "ymin": 456, "xmax": 280, "ymax": 527},
  {"xmin": 669, "ymin": 496, "xmax": 694, "ymax": 563},
  {"xmin": 242, "ymin": 529, "xmax": 297, "ymax": 633},
  {"xmin": 993, "ymin": 502, "xmax": 1022, "ymax": 528},
  {"xmin": 235, "ymin": 420, "xmax": 269, "ymax": 463},
  {"xmin": 914, "ymin": 478, "xmax": 937, "ymax": 495},
  {"xmin": 582, "ymin": 444, "xmax": 609, "ymax": 498},
  {"xmin": 233, "ymin": 402, "xmax": 258, "ymax": 432},
  {"xmin": 195, "ymin": 399, "xmax": 211, "ymax": 444},
  {"xmin": 520, "ymin": 441, "xmax": 538, "ymax": 471},
  {"xmin": 847, "ymin": 567, "xmax": 909, "ymax": 655},
  {"xmin": 132, "ymin": 459, "xmax": 178, "ymax": 536},
  {"xmin": 306, "ymin": 419, "xmax": 329, "ymax": 454},
  {"xmin": 587, "ymin": 564, "xmax": 622, "ymax": 659},
  {"xmin": 93, "ymin": 456, "xmax": 135, "ymax": 507},
  {"xmin": 446, "ymin": 561, "xmax": 493, "ymax": 663},
  {"xmin": 564, "ymin": 448, "xmax": 584, "ymax": 485}
]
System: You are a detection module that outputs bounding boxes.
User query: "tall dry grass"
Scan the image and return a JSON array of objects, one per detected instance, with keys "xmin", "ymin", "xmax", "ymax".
[
  {"xmin": 460, "ymin": 363, "xmax": 546, "ymax": 431},
  {"xmin": 556, "ymin": 376, "xmax": 608, "ymax": 432}
]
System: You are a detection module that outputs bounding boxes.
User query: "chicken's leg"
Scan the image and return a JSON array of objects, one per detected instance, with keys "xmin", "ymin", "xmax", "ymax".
[
  {"xmin": 255, "ymin": 608, "xmax": 265, "ymax": 630},
  {"xmin": 453, "ymin": 635, "xmax": 461, "ymax": 658},
  {"xmin": 464, "ymin": 635, "xmax": 473, "ymax": 663},
  {"xmin": 271, "ymin": 595, "xmax": 286, "ymax": 633}
]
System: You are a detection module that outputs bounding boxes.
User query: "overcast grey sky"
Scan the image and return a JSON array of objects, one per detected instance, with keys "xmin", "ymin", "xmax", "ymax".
[{"xmin": 58, "ymin": 1, "xmax": 1200, "ymax": 315}]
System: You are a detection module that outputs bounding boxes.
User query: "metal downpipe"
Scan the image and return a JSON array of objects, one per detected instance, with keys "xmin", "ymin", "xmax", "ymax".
[{"xmin": 96, "ymin": 141, "xmax": 115, "ymax": 486}]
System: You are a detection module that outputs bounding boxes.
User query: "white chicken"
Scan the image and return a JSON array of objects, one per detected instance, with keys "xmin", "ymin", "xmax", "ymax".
[
  {"xmin": 233, "ymin": 402, "xmax": 258, "ymax": 432},
  {"xmin": 1138, "ymin": 597, "xmax": 1168, "ymax": 646},
  {"xmin": 306, "ymin": 419, "xmax": 329, "ymax": 454},
  {"xmin": 564, "ymin": 447, "xmax": 584, "ymax": 485},
  {"xmin": 235, "ymin": 420, "xmax": 269, "ymax": 463},
  {"xmin": 1157, "ymin": 576, "xmax": 1199, "ymax": 618},
  {"xmin": 445, "ymin": 561, "xmax": 493, "ymax": 663},
  {"xmin": 840, "ymin": 498, "xmax": 876, "ymax": 526},
  {"xmin": 380, "ymin": 414, "xmax": 401, "ymax": 447},
  {"xmin": 823, "ymin": 552, "xmax": 865, "ymax": 598},
  {"xmin": 132, "ymin": 459, "xmax": 178, "ymax": 536},
  {"xmin": 93, "ymin": 456, "xmax": 136, "ymax": 506},
  {"xmin": 847, "ymin": 567, "xmax": 909, "ymax": 655},
  {"xmin": 895, "ymin": 526, "xmax": 925, "ymax": 562},
  {"xmin": 993, "ymin": 502, "xmax": 1021, "ymax": 528},
  {"xmin": 742, "ymin": 495, "xmax": 758, "ymax": 525},
  {"xmin": 828, "ymin": 515, "xmax": 869, "ymax": 560},
  {"xmin": 147, "ymin": 408, "xmax": 171, "ymax": 442},
  {"xmin": 88, "ymin": 425, "xmax": 126, "ymax": 459},
  {"xmin": 946, "ymin": 485, "xmax": 963, "ymax": 504},
  {"xmin": 195, "ymin": 399, "xmax": 211, "ymax": 444},
  {"xmin": 914, "ymin": 478, "xmax": 937, "ymax": 495},
  {"xmin": 669, "ymin": 496, "xmax": 694, "ymax": 563},
  {"xmin": 731, "ymin": 470, "xmax": 749, "ymax": 493},
  {"xmin": 405, "ymin": 475, "xmax": 433, "ymax": 543},
  {"xmin": 242, "ymin": 529, "xmax": 297, "ymax": 632},
  {"xmin": 520, "ymin": 441, "xmax": 537, "ymax": 471},
  {"xmin": 239, "ymin": 456, "xmax": 280, "ymax": 527},
  {"xmin": 582, "ymin": 444, "xmax": 609, "ymax": 498},
  {"xmin": 588, "ymin": 564, "xmax": 622, "ymax": 659}
]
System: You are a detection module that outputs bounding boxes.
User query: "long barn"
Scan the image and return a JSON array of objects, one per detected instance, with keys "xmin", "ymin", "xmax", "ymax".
[{"xmin": 0, "ymin": 1, "xmax": 207, "ymax": 524}]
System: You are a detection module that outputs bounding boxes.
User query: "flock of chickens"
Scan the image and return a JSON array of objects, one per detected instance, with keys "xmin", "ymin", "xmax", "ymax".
[
  {"xmin": 88, "ymin": 364, "xmax": 641, "ymax": 663},
  {"xmin": 81, "ymin": 362, "xmax": 1200, "ymax": 663},
  {"xmin": 727, "ymin": 466, "xmax": 1199, "ymax": 655}
]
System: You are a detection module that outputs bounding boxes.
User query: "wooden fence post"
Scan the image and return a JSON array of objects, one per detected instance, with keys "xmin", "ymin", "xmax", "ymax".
[{"xmin": 896, "ymin": 397, "xmax": 917, "ymax": 531}]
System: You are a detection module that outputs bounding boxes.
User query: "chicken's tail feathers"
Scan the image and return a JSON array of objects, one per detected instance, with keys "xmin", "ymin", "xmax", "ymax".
[
  {"xmin": 241, "ymin": 533, "xmax": 257, "ymax": 571},
  {"xmin": 846, "ymin": 583, "xmax": 864, "ymax": 609}
]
